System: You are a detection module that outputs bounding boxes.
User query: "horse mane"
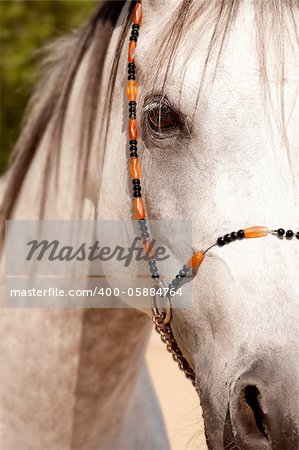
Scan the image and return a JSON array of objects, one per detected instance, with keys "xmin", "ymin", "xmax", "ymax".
[
  {"xmin": 1, "ymin": 0, "xmax": 298, "ymax": 228},
  {"xmin": 0, "ymin": 0, "xmax": 131, "ymax": 226}
]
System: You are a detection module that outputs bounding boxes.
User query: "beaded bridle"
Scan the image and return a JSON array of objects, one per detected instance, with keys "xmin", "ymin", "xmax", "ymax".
[{"xmin": 125, "ymin": 0, "xmax": 299, "ymax": 386}]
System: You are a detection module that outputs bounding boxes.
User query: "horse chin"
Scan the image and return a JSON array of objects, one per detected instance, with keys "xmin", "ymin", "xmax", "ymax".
[
  {"xmin": 222, "ymin": 406, "xmax": 238, "ymax": 450},
  {"xmin": 196, "ymin": 386, "xmax": 228, "ymax": 450}
]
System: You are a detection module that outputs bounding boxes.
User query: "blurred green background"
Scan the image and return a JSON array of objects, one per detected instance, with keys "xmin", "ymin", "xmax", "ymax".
[{"xmin": 0, "ymin": 0, "xmax": 99, "ymax": 174}]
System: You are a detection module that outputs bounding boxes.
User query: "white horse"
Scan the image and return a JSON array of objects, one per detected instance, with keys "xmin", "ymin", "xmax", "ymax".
[{"xmin": 0, "ymin": 1, "xmax": 298, "ymax": 449}]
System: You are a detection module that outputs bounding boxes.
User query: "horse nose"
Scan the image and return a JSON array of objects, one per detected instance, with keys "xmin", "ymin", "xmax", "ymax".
[{"xmin": 229, "ymin": 361, "xmax": 299, "ymax": 450}]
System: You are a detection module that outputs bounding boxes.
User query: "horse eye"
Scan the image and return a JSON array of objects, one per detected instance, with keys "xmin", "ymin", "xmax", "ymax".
[{"xmin": 147, "ymin": 103, "xmax": 178, "ymax": 132}]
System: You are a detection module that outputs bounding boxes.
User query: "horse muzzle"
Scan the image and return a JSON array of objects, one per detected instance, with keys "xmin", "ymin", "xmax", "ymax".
[{"xmin": 228, "ymin": 357, "xmax": 299, "ymax": 449}]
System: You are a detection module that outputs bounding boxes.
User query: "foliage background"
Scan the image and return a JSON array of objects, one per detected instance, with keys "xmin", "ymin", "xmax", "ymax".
[{"xmin": 0, "ymin": 0, "xmax": 98, "ymax": 174}]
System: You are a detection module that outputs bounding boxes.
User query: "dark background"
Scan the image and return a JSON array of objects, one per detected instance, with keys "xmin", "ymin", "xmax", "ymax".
[{"xmin": 0, "ymin": 0, "xmax": 99, "ymax": 174}]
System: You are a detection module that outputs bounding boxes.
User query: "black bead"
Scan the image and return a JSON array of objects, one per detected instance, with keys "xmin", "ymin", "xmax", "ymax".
[
  {"xmin": 224, "ymin": 233, "xmax": 231, "ymax": 244},
  {"xmin": 130, "ymin": 146, "xmax": 137, "ymax": 153},
  {"xmin": 217, "ymin": 237, "xmax": 225, "ymax": 247},
  {"xmin": 151, "ymin": 273, "xmax": 160, "ymax": 279},
  {"xmin": 128, "ymin": 63, "xmax": 135, "ymax": 69},
  {"xmin": 130, "ymin": 152, "xmax": 138, "ymax": 157},
  {"xmin": 141, "ymin": 231, "xmax": 150, "ymax": 238},
  {"xmin": 128, "ymin": 75, "xmax": 135, "ymax": 80},
  {"xmin": 286, "ymin": 230, "xmax": 294, "ymax": 238},
  {"xmin": 296, "ymin": 232, "xmax": 299, "ymax": 240},
  {"xmin": 128, "ymin": 68, "xmax": 135, "ymax": 75},
  {"xmin": 129, "ymin": 101, "xmax": 136, "ymax": 107},
  {"xmin": 168, "ymin": 284, "xmax": 174, "ymax": 290},
  {"xmin": 133, "ymin": 192, "xmax": 141, "ymax": 197},
  {"xmin": 237, "ymin": 229, "xmax": 245, "ymax": 239},
  {"xmin": 277, "ymin": 228, "xmax": 285, "ymax": 236},
  {"xmin": 179, "ymin": 270, "xmax": 186, "ymax": 277},
  {"xmin": 139, "ymin": 219, "xmax": 145, "ymax": 223},
  {"xmin": 129, "ymin": 36, "xmax": 137, "ymax": 42},
  {"xmin": 130, "ymin": 139, "xmax": 137, "ymax": 145},
  {"xmin": 132, "ymin": 24, "xmax": 140, "ymax": 30},
  {"xmin": 129, "ymin": 107, "xmax": 136, "ymax": 114},
  {"xmin": 129, "ymin": 113, "xmax": 136, "ymax": 118},
  {"xmin": 183, "ymin": 265, "xmax": 190, "ymax": 273},
  {"xmin": 132, "ymin": 179, "xmax": 140, "ymax": 185},
  {"xmin": 230, "ymin": 231, "xmax": 238, "ymax": 241}
]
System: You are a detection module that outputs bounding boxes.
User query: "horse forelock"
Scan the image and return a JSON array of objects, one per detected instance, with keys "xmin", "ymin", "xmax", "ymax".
[{"xmin": 141, "ymin": 0, "xmax": 298, "ymax": 133}]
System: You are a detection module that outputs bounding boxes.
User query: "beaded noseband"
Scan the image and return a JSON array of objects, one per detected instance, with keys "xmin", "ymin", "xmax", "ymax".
[{"xmin": 125, "ymin": 1, "xmax": 298, "ymax": 386}]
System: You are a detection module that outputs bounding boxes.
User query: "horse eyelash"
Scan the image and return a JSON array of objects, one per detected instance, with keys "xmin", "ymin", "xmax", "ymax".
[{"xmin": 142, "ymin": 97, "xmax": 186, "ymax": 136}]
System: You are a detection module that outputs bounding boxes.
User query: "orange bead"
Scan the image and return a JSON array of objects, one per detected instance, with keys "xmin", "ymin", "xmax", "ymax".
[
  {"xmin": 143, "ymin": 239, "xmax": 155, "ymax": 259},
  {"xmin": 130, "ymin": 157, "xmax": 140, "ymax": 179},
  {"xmin": 128, "ymin": 41, "xmax": 136, "ymax": 63},
  {"xmin": 134, "ymin": 197, "xmax": 145, "ymax": 220},
  {"xmin": 186, "ymin": 251, "xmax": 205, "ymax": 270},
  {"xmin": 129, "ymin": 118, "xmax": 138, "ymax": 140},
  {"xmin": 127, "ymin": 80, "xmax": 137, "ymax": 102},
  {"xmin": 244, "ymin": 226, "xmax": 268, "ymax": 238},
  {"xmin": 133, "ymin": 2, "xmax": 142, "ymax": 25}
]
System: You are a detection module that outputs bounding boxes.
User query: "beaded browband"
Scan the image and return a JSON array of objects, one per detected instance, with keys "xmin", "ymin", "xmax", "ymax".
[{"xmin": 125, "ymin": 1, "xmax": 298, "ymax": 386}]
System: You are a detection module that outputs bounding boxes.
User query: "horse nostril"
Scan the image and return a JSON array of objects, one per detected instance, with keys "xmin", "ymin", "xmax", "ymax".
[
  {"xmin": 244, "ymin": 385, "xmax": 269, "ymax": 440},
  {"xmin": 229, "ymin": 382, "xmax": 270, "ymax": 449},
  {"xmin": 229, "ymin": 361, "xmax": 299, "ymax": 449}
]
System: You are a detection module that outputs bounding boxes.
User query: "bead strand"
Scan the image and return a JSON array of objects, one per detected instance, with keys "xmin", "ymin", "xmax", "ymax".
[
  {"xmin": 217, "ymin": 226, "xmax": 268, "ymax": 247},
  {"xmin": 127, "ymin": 1, "xmax": 160, "ymax": 281},
  {"xmin": 168, "ymin": 225, "xmax": 299, "ymax": 293},
  {"xmin": 216, "ymin": 226, "xmax": 299, "ymax": 247},
  {"xmin": 275, "ymin": 228, "xmax": 299, "ymax": 239},
  {"xmin": 127, "ymin": 1, "xmax": 145, "ymax": 223},
  {"xmin": 167, "ymin": 251, "xmax": 206, "ymax": 293}
]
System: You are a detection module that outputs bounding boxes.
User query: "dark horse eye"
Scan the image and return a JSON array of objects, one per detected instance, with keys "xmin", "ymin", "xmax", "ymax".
[{"xmin": 147, "ymin": 102, "xmax": 178, "ymax": 132}]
